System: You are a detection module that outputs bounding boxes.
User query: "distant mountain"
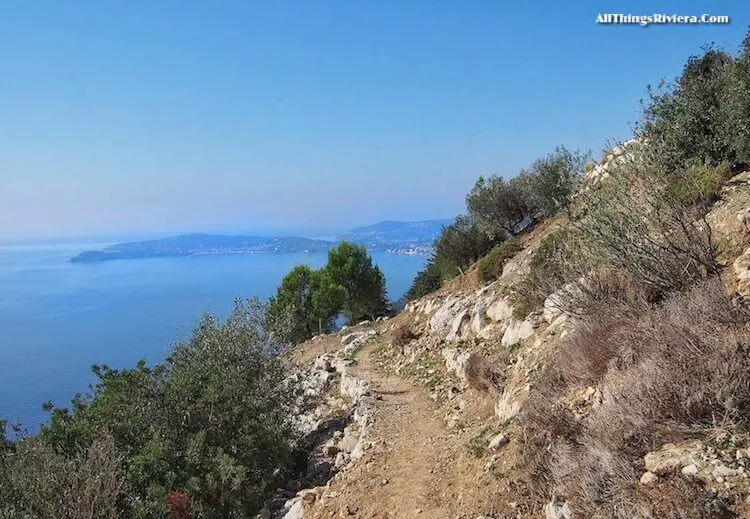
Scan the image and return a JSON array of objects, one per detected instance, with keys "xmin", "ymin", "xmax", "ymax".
[
  {"xmin": 337, "ymin": 219, "xmax": 452, "ymax": 250},
  {"xmin": 70, "ymin": 220, "xmax": 453, "ymax": 263},
  {"xmin": 71, "ymin": 233, "xmax": 332, "ymax": 263}
]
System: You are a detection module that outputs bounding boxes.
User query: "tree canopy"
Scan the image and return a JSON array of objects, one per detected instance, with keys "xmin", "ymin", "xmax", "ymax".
[
  {"xmin": 267, "ymin": 265, "xmax": 344, "ymax": 344},
  {"xmin": 326, "ymin": 242, "xmax": 388, "ymax": 323}
]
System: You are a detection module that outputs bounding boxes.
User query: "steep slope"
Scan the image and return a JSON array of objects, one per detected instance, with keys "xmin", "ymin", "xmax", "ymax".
[{"xmin": 278, "ymin": 170, "xmax": 750, "ymax": 519}]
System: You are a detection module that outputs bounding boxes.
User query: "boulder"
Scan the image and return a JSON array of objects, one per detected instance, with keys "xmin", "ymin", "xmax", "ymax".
[
  {"xmin": 446, "ymin": 309, "xmax": 469, "ymax": 342},
  {"xmin": 486, "ymin": 298, "xmax": 512, "ymax": 323},
  {"xmin": 470, "ymin": 303, "xmax": 486, "ymax": 334},
  {"xmin": 544, "ymin": 500, "xmax": 571, "ymax": 519},
  {"xmin": 682, "ymin": 464, "xmax": 700, "ymax": 477},
  {"xmin": 334, "ymin": 451, "xmax": 349, "ymax": 469},
  {"xmin": 488, "ymin": 433, "xmax": 509, "ymax": 450},
  {"xmin": 442, "ymin": 347, "xmax": 471, "ymax": 382},
  {"xmin": 430, "ymin": 297, "xmax": 459, "ymax": 332},
  {"xmin": 313, "ymin": 354, "xmax": 333, "ymax": 372},
  {"xmin": 495, "ymin": 390, "xmax": 521, "ymax": 422},
  {"xmin": 281, "ymin": 498, "xmax": 303, "ymax": 519},
  {"xmin": 478, "ymin": 323, "xmax": 502, "ymax": 340},
  {"xmin": 341, "ymin": 426, "xmax": 359, "ymax": 454},
  {"xmin": 644, "ymin": 441, "xmax": 703, "ymax": 475},
  {"xmin": 342, "ymin": 329, "xmax": 377, "ymax": 355},
  {"xmin": 340, "ymin": 372, "xmax": 369, "ymax": 400},
  {"xmin": 640, "ymin": 471, "xmax": 658, "ymax": 485},
  {"xmin": 501, "ymin": 317, "xmax": 534, "ymax": 347}
]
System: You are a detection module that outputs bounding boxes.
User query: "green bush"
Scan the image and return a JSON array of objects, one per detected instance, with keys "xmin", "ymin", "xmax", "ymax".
[
  {"xmin": 405, "ymin": 215, "xmax": 494, "ymax": 299},
  {"xmin": 433, "ymin": 215, "xmax": 494, "ymax": 280},
  {"xmin": 405, "ymin": 261, "xmax": 443, "ymax": 300},
  {"xmin": 663, "ymin": 162, "xmax": 730, "ymax": 208},
  {"xmin": 639, "ymin": 42, "xmax": 750, "ymax": 173},
  {"xmin": 477, "ymin": 237, "xmax": 522, "ymax": 283},
  {"xmin": 512, "ymin": 229, "xmax": 578, "ymax": 318},
  {"xmin": 36, "ymin": 300, "xmax": 297, "ymax": 518}
]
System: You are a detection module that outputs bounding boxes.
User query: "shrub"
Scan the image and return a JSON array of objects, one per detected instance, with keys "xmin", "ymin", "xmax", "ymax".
[
  {"xmin": 433, "ymin": 215, "xmax": 494, "ymax": 280},
  {"xmin": 575, "ymin": 163, "xmax": 719, "ymax": 295},
  {"xmin": 662, "ymin": 162, "xmax": 730, "ymax": 208},
  {"xmin": 466, "ymin": 147, "xmax": 588, "ymax": 240},
  {"xmin": 521, "ymin": 279, "xmax": 750, "ymax": 517},
  {"xmin": 0, "ymin": 432, "xmax": 128, "ymax": 519},
  {"xmin": 514, "ymin": 155, "xmax": 721, "ymax": 319},
  {"xmin": 512, "ymin": 229, "xmax": 584, "ymax": 318},
  {"xmin": 168, "ymin": 491, "xmax": 190, "ymax": 519},
  {"xmin": 267, "ymin": 265, "xmax": 345, "ymax": 344},
  {"xmin": 404, "ymin": 216, "xmax": 493, "ymax": 303},
  {"xmin": 477, "ymin": 237, "xmax": 522, "ymax": 283},
  {"xmin": 464, "ymin": 354, "xmax": 505, "ymax": 393},
  {"xmin": 39, "ymin": 300, "xmax": 298, "ymax": 518},
  {"xmin": 638, "ymin": 43, "xmax": 750, "ymax": 173},
  {"xmin": 405, "ymin": 261, "xmax": 442, "ymax": 300}
]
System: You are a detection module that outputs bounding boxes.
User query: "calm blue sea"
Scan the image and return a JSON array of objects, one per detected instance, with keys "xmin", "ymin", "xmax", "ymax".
[{"xmin": 0, "ymin": 241, "xmax": 425, "ymax": 433}]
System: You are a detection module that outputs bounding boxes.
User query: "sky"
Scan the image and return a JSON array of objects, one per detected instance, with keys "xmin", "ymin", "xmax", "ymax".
[{"xmin": 1, "ymin": 1, "xmax": 748, "ymax": 240}]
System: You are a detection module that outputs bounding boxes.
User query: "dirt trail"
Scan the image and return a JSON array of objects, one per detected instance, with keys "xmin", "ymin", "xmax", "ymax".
[{"xmin": 306, "ymin": 342, "xmax": 502, "ymax": 519}]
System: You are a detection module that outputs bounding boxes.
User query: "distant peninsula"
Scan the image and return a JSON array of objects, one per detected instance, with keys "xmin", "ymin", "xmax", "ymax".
[
  {"xmin": 70, "ymin": 219, "xmax": 451, "ymax": 263},
  {"xmin": 71, "ymin": 234, "xmax": 332, "ymax": 263}
]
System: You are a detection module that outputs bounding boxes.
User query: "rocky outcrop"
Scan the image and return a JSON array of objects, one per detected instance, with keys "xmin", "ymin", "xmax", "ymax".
[
  {"xmin": 411, "ymin": 285, "xmax": 521, "ymax": 345},
  {"xmin": 269, "ymin": 329, "xmax": 380, "ymax": 519},
  {"xmin": 500, "ymin": 316, "xmax": 534, "ymax": 347},
  {"xmin": 584, "ymin": 139, "xmax": 638, "ymax": 186},
  {"xmin": 639, "ymin": 438, "xmax": 750, "ymax": 496}
]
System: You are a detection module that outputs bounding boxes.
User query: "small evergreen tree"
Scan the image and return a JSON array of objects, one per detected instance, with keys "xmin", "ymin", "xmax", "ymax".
[
  {"xmin": 405, "ymin": 260, "xmax": 442, "ymax": 300},
  {"xmin": 325, "ymin": 242, "xmax": 388, "ymax": 323},
  {"xmin": 267, "ymin": 266, "xmax": 344, "ymax": 344}
]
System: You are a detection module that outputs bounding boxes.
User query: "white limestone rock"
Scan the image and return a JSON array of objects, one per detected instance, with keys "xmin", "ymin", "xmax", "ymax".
[{"xmin": 501, "ymin": 317, "xmax": 534, "ymax": 347}]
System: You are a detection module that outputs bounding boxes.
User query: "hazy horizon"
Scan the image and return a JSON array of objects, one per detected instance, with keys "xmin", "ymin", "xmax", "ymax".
[
  {"xmin": 2, "ymin": 1, "xmax": 749, "ymax": 240},
  {"xmin": 0, "ymin": 217, "xmax": 456, "ymax": 247}
]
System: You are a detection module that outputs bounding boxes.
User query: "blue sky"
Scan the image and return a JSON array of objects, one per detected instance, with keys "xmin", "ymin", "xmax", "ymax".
[{"xmin": 1, "ymin": 1, "xmax": 748, "ymax": 239}]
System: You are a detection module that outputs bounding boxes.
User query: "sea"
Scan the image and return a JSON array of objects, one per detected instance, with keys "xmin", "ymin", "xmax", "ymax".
[{"xmin": 0, "ymin": 240, "xmax": 426, "ymax": 434}]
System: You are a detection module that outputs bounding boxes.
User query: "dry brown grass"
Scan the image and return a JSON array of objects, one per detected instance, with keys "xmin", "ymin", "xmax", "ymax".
[
  {"xmin": 520, "ymin": 279, "xmax": 750, "ymax": 517},
  {"xmin": 465, "ymin": 353, "xmax": 506, "ymax": 393},
  {"xmin": 390, "ymin": 323, "xmax": 419, "ymax": 347},
  {"xmin": 0, "ymin": 431, "xmax": 128, "ymax": 519}
]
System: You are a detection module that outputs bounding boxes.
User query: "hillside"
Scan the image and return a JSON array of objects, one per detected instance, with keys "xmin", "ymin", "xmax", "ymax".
[
  {"xmin": 275, "ymin": 164, "xmax": 750, "ymax": 519},
  {"xmin": 4, "ymin": 30, "xmax": 750, "ymax": 519},
  {"xmin": 337, "ymin": 220, "xmax": 451, "ymax": 252}
]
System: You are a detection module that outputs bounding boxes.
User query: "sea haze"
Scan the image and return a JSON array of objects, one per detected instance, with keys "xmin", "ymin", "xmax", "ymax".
[{"xmin": 0, "ymin": 240, "xmax": 426, "ymax": 433}]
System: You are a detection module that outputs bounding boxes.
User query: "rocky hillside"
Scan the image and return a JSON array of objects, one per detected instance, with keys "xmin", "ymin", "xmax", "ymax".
[{"xmin": 267, "ymin": 158, "xmax": 750, "ymax": 519}]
